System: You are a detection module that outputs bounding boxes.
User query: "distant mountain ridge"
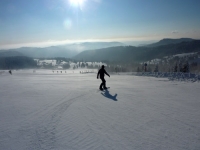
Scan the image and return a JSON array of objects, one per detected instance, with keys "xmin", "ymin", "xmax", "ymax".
[
  {"xmin": 145, "ymin": 38, "xmax": 195, "ymax": 47},
  {"xmin": 0, "ymin": 42, "xmax": 124, "ymax": 58},
  {"xmin": 0, "ymin": 51, "xmax": 23, "ymax": 57},
  {"xmin": 73, "ymin": 40, "xmax": 200, "ymax": 62},
  {"xmin": 1, "ymin": 39, "xmax": 200, "ymax": 63}
]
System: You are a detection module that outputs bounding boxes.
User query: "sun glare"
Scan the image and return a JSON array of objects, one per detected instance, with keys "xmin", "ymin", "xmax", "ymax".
[{"xmin": 69, "ymin": 0, "xmax": 85, "ymax": 7}]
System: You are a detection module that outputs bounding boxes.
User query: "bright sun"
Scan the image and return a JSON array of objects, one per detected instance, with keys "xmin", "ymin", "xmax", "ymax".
[{"xmin": 69, "ymin": 0, "xmax": 84, "ymax": 7}]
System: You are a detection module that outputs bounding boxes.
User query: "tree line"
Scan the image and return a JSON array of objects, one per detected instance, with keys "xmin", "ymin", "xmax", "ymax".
[{"xmin": 0, "ymin": 56, "xmax": 37, "ymax": 69}]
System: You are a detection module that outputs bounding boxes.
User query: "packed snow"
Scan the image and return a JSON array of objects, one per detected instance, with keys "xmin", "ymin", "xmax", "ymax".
[{"xmin": 0, "ymin": 69, "xmax": 200, "ymax": 150}]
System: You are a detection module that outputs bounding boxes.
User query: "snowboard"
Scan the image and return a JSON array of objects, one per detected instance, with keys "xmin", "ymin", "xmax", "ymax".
[{"xmin": 98, "ymin": 87, "xmax": 110, "ymax": 91}]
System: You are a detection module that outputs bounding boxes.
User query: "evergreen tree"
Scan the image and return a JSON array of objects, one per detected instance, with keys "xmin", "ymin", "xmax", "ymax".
[
  {"xmin": 137, "ymin": 67, "xmax": 140, "ymax": 72},
  {"xmin": 63, "ymin": 63, "xmax": 70, "ymax": 69},
  {"xmin": 174, "ymin": 63, "xmax": 178, "ymax": 72},
  {"xmin": 154, "ymin": 65, "xmax": 158, "ymax": 72}
]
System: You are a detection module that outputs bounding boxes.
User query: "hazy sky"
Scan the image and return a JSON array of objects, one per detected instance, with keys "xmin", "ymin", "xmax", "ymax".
[{"xmin": 0, "ymin": 0, "xmax": 200, "ymax": 49}]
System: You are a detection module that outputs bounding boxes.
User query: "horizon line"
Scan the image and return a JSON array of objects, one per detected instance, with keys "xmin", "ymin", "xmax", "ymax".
[{"xmin": 0, "ymin": 37, "xmax": 198, "ymax": 50}]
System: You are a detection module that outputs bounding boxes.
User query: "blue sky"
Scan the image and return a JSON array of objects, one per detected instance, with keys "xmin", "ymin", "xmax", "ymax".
[{"xmin": 0, "ymin": 0, "xmax": 200, "ymax": 49}]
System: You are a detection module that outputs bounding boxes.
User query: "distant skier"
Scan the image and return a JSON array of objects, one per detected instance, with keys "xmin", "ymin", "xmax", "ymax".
[
  {"xmin": 97, "ymin": 65, "xmax": 110, "ymax": 90},
  {"xmin": 9, "ymin": 70, "xmax": 12, "ymax": 75},
  {"xmin": 144, "ymin": 63, "xmax": 147, "ymax": 72}
]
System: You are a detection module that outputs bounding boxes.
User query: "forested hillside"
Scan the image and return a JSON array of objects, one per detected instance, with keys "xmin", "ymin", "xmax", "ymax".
[
  {"xmin": 0, "ymin": 56, "xmax": 37, "ymax": 69},
  {"xmin": 74, "ymin": 40, "xmax": 200, "ymax": 62}
]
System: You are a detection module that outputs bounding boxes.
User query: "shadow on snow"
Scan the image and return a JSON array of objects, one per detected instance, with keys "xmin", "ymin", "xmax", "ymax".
[{"xmin": 101, "ymin": 89, "xmax": 118, "ymax": 101}]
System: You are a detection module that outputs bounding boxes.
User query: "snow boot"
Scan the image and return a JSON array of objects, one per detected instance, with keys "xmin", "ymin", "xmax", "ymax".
[{"xmin": 99, "ymin": 88, "xmax": 104, "ymax": 91}]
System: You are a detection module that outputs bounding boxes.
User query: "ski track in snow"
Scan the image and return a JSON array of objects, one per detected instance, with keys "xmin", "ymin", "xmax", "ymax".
[
  {"xmin": 24, "ymin": 94, "xmax": 89, "ymax": 150},
  {"xmin": 0, "ymin": 69, "xmax": 200, "ymax": 150}
]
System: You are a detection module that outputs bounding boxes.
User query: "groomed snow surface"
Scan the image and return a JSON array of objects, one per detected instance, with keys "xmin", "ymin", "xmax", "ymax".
[{"xmin": 0, "ymin": 70, "xmax": 200, "ymax": 150}]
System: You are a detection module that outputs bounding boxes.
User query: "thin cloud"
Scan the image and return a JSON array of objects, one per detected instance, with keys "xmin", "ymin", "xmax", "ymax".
[
  {"xmin": 0, "ymin": 39, "xmax": 117, "ymax": 49},
  {"xmin": 0, "ymin": 35, "xmax": 164, "ymax": 50}
]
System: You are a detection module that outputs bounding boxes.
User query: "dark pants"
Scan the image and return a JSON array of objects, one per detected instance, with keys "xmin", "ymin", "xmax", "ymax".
[{"xmin": 100, "ymin": 77, "xmax": 106, "ymax": 89}]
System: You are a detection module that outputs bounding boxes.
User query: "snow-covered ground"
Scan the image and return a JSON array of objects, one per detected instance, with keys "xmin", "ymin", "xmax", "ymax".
[{"xmin": 0, "ymin": 70, "xmax": 200, "ymax": 150}]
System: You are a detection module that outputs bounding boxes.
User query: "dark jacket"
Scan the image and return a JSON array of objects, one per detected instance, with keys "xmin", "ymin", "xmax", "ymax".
[{"xmin": 97, "ymin": 68, "xmax": 110, "ymax": 79}]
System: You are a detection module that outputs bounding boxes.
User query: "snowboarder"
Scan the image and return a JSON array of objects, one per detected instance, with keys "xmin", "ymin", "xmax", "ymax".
[
  {"xmin": 97, "ymin": 65, "xmax": 110, "ymax": 90},
  {"xmin": 9, "ymin": 70, "xmax": 12, "ymax": 75}
]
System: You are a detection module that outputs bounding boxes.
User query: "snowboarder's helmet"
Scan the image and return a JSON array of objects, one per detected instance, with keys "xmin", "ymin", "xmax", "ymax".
[{"xmin": 102, "ymin": 65, "xmax": 105, "ymax": 68}]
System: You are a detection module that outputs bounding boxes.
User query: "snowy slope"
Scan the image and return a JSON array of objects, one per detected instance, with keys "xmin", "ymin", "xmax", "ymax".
[{"xmin": 0, "ymin": 70, "xmax": 200, "ymax": 150}]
